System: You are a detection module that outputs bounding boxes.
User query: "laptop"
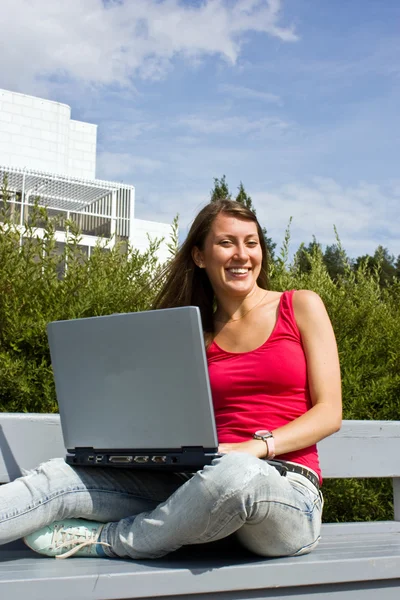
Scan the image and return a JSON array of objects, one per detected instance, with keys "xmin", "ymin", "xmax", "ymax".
[{"xmin": 47, "ymin": 307, "xmax": 220, "ymax": 471}]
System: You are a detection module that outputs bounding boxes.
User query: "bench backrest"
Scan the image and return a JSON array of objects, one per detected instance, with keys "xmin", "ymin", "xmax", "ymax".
[{"xmin": 1, "ymin": 414, "xmax": 399, "ymax": 519}]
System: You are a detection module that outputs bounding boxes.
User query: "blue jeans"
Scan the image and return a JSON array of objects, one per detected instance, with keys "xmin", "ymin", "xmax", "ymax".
[{"xmin": 0, "ymin": 453, "xmax": 322, "ymax": 559}]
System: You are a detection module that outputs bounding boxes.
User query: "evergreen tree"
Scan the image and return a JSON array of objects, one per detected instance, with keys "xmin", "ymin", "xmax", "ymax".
[
  {"xmin": 262, "ymin": 229, "xmax": 277, "ymax": 263},
  {"xmin": 395, "ymin": 255, "xmax": 400, "ymax": 279},
  {"xmin": 235, "ymin": 181, "xmax": 254, "ymax": 211},
  {"xmin": 294, "ymin": 238, "xmax": 321, "ymax": 274},
  {"xmin": 323, "ymin": 244, "xmax": 347, "ymax": 281},
  {"xmin": 353, "ymin": 246, "xmax": 396, "ymax": 287},
  {"xmin": 210, "ymin": 175, "xmax": 231, "ymax": 202}
]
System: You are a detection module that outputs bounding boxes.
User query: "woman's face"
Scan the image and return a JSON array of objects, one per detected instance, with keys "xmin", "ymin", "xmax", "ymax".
[{"xmin": 193, "ymin": 213, "xmax": 263, "ymax": 299}]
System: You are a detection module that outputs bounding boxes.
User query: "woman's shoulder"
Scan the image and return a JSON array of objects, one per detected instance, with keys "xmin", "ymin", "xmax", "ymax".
[
  {"xmin": 267, "ymin": 289, "xmax": 321, "ymax": 308},
  {"xmin": 291, "ymin": 290, "xmax": 330, "ymax": 330},
  {"xmin": 291, "ymin": 289, "xmax": 325, "ymax": 309}
]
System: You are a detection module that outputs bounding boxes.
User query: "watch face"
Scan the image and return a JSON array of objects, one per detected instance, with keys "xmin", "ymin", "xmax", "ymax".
[{"xmin": 255, "ymin": 430, "xmax": 273, "ymax": 437}]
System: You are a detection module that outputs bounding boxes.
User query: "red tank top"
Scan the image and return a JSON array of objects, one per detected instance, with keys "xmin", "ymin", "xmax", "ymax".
[{"xmin": 206, "ymin": 290, "xmax": 321, "ymax": 480}]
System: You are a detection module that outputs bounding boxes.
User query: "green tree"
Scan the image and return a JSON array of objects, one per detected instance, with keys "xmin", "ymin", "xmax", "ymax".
[
  {"xmin": 210, "ymin": 175, "xmax": 231, "ymax": 202},
  {"xmin": 235, "ymin": 181, "xmax": 254, "ymax": 211},
  {"xmin": 353, "ymin": 246, "xmax": 397, "ymax": 288},
  {"xmin": 395, "ymin": 254, "xmax": 400, "ymax": 279},
  {"xmin": 293, "ymin": 238, "xmax": 321, "ymax": 275},
  {"xmin": 323, "ymin": 243, "xmax": 347, "ymax": 281},
  {"xmin": 262, "ymin": 230, "xmax": 277, "ymax": 263}
]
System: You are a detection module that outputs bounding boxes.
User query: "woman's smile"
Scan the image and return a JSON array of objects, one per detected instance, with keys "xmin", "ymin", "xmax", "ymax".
[{"xmin": 225, "ymin": 266, "xmax": 251, "ymax": 279}]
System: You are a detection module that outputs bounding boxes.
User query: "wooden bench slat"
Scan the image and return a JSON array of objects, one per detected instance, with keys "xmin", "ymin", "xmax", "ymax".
[
  {"xmin": 318, "ymin": 421, "xmax": 400, "ymax": 478},
  {"xmin": 2, "ymin": 415, "xmax": 400, "ymax": 483},
  {"xmin": 0, "ymin": 529, "xmax": 400, "ymax": 600},
  {"xmin": 0, "ymin": 414, "xmax": 65, "ymax": 482}
]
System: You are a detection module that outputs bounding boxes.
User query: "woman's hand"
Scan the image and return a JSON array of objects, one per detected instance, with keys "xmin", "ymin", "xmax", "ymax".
[{"xmin": 219, "ymin": 439, "xmax": 267, "ymax": 458}]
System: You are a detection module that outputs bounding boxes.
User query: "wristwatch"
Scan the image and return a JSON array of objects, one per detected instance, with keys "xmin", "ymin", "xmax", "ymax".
[{"xmin": 253, "ymin": 430, "xmax": 275, "ymax": 459}]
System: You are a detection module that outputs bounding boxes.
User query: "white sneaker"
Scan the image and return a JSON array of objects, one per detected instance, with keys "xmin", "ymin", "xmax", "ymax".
[{"xmin": 24, "ymin": 519, "xmax": 110, "ymax": 559}]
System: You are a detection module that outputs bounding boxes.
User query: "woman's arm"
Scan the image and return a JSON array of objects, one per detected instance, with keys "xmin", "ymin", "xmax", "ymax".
[
  {"xmin": 269, "ymin": 289, "xmax": 342, "ymax": 456},
  {"xmin": 219, "ymin": 289, "xmax": 342, "ymax": 458}
]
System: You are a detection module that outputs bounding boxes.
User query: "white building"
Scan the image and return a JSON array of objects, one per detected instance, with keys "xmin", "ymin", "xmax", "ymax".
[{"xmin": 0, "ymin": 88, "xmax": 172, "ymax": 263}]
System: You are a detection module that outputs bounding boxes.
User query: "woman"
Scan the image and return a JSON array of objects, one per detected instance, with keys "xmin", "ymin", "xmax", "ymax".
[{"xmin": 0, "ymin": 200, "xmax": 342, "ymax": 559}]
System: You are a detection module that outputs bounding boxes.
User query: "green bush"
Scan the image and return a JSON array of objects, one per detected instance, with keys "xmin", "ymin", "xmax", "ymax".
[{"xmin": 0, "ymin": 194, "xmax": 163, "ymax": 413}]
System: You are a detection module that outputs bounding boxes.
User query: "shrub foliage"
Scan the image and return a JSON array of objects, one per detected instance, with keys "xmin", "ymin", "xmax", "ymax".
[
  {"xmin": 1, "ymin": 188, "xmax": 399, "ymax": 522},
  {"xmin": 0, "ymin": 189, "xmax": 162, "ymax": 413}
]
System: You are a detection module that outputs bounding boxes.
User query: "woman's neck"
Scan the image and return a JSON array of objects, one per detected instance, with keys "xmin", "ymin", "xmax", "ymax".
[{"xmin": 214, "ymin": 286, "xmax": 267, "ymax": 324}]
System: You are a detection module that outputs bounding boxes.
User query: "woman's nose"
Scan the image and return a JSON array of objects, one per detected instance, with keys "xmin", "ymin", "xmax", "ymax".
[{"xmin": 233, "ymin": 244, "xmax": 248, "ymax": 260}]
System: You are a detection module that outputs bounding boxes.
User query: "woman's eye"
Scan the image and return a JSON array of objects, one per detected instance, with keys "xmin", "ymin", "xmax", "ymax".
[
  {"xmin": 247, "ymin": 241, "xmax": 258, "ymax": 247},
  {"xmin": 219, "ymin": 240, "xmax": 232, "ymax": 246}
]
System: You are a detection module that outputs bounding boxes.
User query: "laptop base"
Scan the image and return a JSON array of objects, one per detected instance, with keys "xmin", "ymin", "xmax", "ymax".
[{"xmin": 66, "ymin": 447, "xmax": 220, "ymax": 471}]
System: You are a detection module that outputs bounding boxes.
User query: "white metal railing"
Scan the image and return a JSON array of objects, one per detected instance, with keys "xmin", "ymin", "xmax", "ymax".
[{"xmin": 0, "ymin": 164, "xmax": 135, "ymax": 243}]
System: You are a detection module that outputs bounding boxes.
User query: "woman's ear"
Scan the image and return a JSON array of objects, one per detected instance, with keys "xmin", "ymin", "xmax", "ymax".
[{"xmin": 192, "ymin": 247, "xmax": 205, "ymax": 268}]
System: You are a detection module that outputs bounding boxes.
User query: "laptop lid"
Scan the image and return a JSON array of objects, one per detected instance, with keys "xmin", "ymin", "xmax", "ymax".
[{"xmin": 47, "ymin": 307, "xmax": 218, "ymax": 452}]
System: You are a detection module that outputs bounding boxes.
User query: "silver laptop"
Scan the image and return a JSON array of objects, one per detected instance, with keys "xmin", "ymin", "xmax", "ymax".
[{"xmin": 47, "ymin": 307, "xmax": 220, "ymax": 471}]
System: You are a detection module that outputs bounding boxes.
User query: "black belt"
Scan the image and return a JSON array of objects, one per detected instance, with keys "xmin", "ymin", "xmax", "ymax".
[{"xmin": 267, "ymin": 459, "xmax": 320, "ymax": 490}]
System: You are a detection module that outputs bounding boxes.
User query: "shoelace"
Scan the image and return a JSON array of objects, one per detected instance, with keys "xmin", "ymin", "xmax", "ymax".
[{"xmin": 50, "ymin": 524, "xmax": 111, "ymax": 559}]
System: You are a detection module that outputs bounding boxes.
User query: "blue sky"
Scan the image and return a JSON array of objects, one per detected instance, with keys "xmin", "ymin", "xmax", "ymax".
[{"xmin": 1, "ymin": 0, "xmax": 399, "ymax": 259}]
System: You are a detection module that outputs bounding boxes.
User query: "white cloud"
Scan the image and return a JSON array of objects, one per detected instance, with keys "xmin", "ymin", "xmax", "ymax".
[
  {"xmin": 0, "ymin": 0, "xmax": 297, "ymax": 94},
  {"xmin": 135, "ymin": 189, "xmax": 208, "ymax": 226},
  {"xmin": 100, "ymin": 121, "xmax": 159, "ymax": 144},
  {"xmin": 130, "ymin": 176, "xmax": 400, "ymax": 259},
  {"xmin": 97, "ymin": 152, "xmax": 164, "ymax": 180},
  {"xmin": 219, "ymin": 84, "xmax": 282, "ymax": 104},
  {"xmin": 251, "ymin": 178, "xmax": 400, "ymax": 257},
  {"xmin": 179, "ymin": 114, "xmax": 289, "ymax": 135}
]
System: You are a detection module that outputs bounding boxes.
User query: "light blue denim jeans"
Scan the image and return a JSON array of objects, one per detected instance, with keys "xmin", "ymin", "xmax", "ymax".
[{"xmin": 0, "ymin": 452, "xmax": 322, "ymax": 559}]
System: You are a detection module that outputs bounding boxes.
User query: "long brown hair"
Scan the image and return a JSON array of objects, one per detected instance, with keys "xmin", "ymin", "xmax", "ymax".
[{"xmin": 152, "ymin": 200, "xmax": 269, "ymax": 334}]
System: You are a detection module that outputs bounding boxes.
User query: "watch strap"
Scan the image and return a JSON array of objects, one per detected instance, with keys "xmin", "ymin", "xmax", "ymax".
[
  {"xmin": 265, "ymin": 435, "xmax": 275, "ymax": 459},
  {"xmin": 253, "ymin": 431, "xmax": 276, "ymax": 459}
]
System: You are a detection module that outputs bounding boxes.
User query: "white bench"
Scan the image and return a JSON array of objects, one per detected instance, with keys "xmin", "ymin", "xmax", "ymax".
[{"xmin": 1, "ymin": 414, "xmax": 400, "ymax": 600}]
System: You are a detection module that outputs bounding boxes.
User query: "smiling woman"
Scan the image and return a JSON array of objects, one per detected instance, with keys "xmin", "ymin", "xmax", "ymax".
[
  {"xmin": 153, "ymin": 200, "xmax": 270, "ymax": 336},
  {"xmin": 0, "ymin": 199, "xmax": 342, "ymax": 561}
]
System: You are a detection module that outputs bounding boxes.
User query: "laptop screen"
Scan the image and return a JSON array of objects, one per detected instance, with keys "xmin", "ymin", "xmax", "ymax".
[{"xmin": 47, "ymin": 307, "xmax": 218, "ymax": 452}]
